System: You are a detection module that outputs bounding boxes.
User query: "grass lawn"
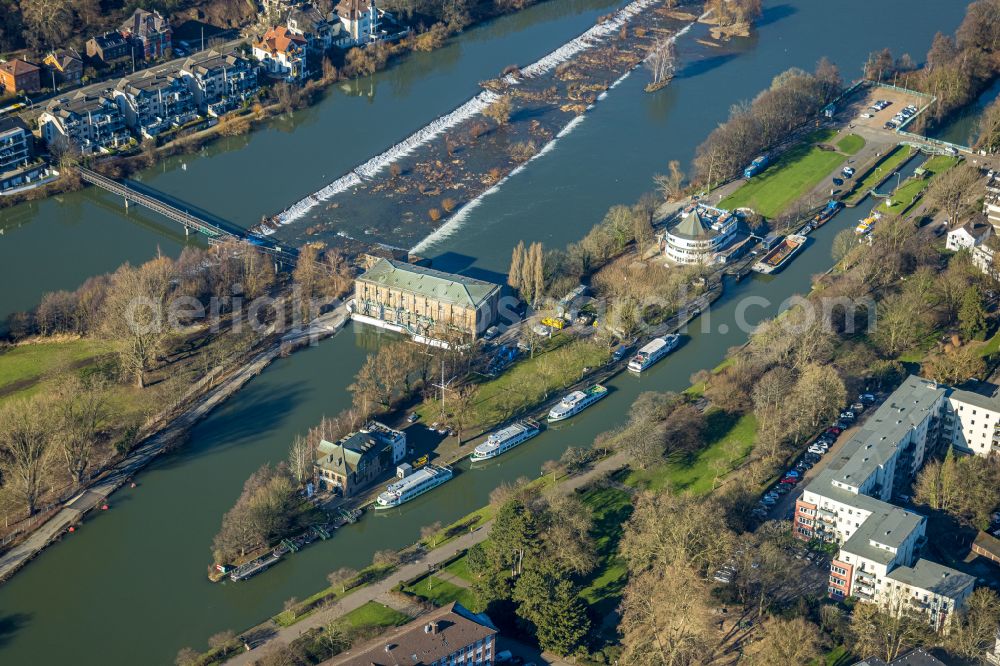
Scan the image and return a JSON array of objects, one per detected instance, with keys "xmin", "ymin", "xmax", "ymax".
[
  {"xmin": 443, "ymin": 555, "xmax": 476, "ymax": 583},
  {"xmin": 846, "ymin": 145, "xmax": 914, "ymax": 205},
  {"xmin": 0, "ymin": 338, "xmax": 111, "ymax": 400},
  {"xmin": 811, "ymin": 645, "xmax": 854, "ymax": 666},
  {"xmin": 404, "ymin": 575, "xmax": 480, "ymax": 610},
  {"xmin": 836, "ymin": 134, "xmax": 865, "ymax": 155},
  {"xmin": 719, "ymin": 129, "xmax": 845, "ymax": 218},
  {"xmin": 417, "ymin": 335, "xmax": 608, "ymax": 428},
  {"xmin": 625, "ymin": 409, "xmax": 757, "ymax": 495},
  {"xmin": 578, "ymin": 486, "xmax": 633, "ymax": 614},
  {"xmin": 878, "ymin": 155, "xmax": 959, "ymax": 215},
  {"xmin": 980, "ymin": 329, "xmax": 1000, "ymax": 359},
  {"xmin": 340, "ymin": 601, "xmax": 411, "ymax": 630}
]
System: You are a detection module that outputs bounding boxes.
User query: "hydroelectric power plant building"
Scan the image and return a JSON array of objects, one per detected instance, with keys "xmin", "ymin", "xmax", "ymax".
[{"xmin": 351, "ymin": 257, "xmax": 501, "ymax": 343}]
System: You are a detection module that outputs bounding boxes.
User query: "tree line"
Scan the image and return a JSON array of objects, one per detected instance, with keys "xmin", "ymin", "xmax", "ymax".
[
  {"xmin": 692, "ymin": 60, "xmax": 843, "ymax": 187},
  {"xmin": 868, "ymin": 0, "xmax": 1000, "ymax": 129}
]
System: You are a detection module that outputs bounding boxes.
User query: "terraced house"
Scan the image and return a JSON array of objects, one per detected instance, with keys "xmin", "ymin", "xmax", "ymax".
[
  {"xmin": 794, "ymin": 376, "xmax": 976, "ymax": 631},
  {"xmin": 180, "ymin": 51, "xmax": 259, "ymax": 116},
  {"xmin": 40, "ymin": 91, "xmax": 130, "ymax": 154},
  {"xmin": 114, "ymin": 71, "xmax": 198, "ymax": 138},
  {"xmin": 352, "ymin": 258, "xmax": 501, "ymax": 341}
]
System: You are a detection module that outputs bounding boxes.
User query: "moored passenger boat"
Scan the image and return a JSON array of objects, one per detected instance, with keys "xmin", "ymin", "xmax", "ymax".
[{"xmin": 471, "ymin": 420, "xmax": 541, "ymax": 461}]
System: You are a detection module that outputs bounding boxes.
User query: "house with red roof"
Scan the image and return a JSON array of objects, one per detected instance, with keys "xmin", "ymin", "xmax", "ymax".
[{"xmin": 252, "ymin": 26, "xmax": 307, "ymax": 83}]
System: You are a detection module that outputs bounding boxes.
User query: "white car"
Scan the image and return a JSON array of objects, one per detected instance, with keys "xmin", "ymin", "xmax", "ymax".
[{"xmin": 808, "ymin": 446, "xmax": 826, "ymax": 455}]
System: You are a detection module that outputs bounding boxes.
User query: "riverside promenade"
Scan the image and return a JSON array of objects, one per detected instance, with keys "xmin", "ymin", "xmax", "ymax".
[
  {"xmin": 0, "ymin": 304, "xmax": 350, "ymax": 583},
  {"xmin": 224, "ymin": 452, "xmax": 629, "ymax": 665}
]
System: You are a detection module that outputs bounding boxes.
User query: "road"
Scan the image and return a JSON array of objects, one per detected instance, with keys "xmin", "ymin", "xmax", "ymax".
[
  {"xmin": 0, "ymin": 303, "xmax": 349, "ymax": 584},
  {"xmin": 225, "ymin": 452, "xmax": 629, "ymax": 665}
]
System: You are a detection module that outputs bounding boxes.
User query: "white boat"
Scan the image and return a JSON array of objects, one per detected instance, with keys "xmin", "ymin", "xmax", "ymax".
[
  {"xmin": 627, "ymin": 334, "xmax": 680, "ymax": 373},
  {"xmin": 547, "ymin": 384, "xmax": 608, "ymax": 421},
  {"xmin": 471, "ymin": 420, "xmax": 541, "ymax": 462},
  {"xmin": 375, "ymin": 464, "xmax": 453, "ymax": 509}
]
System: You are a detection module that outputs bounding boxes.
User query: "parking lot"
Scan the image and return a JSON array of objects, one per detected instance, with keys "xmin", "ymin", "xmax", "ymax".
[
  {"xmin": 759, "ymin": 395, "xmax": 881, "ymax": 523},
  {"xmin": 849, "ymin": 86, "xmax": 928, "ymax": 132}
]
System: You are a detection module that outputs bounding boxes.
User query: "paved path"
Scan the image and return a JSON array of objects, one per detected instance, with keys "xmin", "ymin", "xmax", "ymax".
[
  {"xmin": 0, "ymin": 304, "xmax": 350, "ymax": 584},
  {"xmin": 227, "ymin": 453, "xmax": 628, "ymax": 665}
]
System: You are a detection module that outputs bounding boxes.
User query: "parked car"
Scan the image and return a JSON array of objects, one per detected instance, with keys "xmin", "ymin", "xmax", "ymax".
[
  {"xmin": 483, "ymin": 325, "xmax": 500, "ymax": 340},
  {"xmin": 884, "ymin": 121, "xmax": 897, "ymax": 129},
  {"xmin": 808, "ymin": 446, "xmax": 825, "ymax": 456},
  {"xmin": 852, "ymin": 402, "xmax": 866, "ymax": 412},
  {"xmin": 840, "ymin": 411, "xmax": 855, "ymax": 420},
  {"xmin": 496, "ymin": 651, "xmax": 514, "ymax": 664},
  {"xmin": 859, "ymin": 393, "xmax": 876, "ymax": 404},
  {"xmin": 804, "ymin": 453, "xmax": 821, "ymax": 463},
  {"xmin": 826, "ymin": 426, "xmax": 842, "ymax": 436},
  {"xmin": 775, "ymin": 484, "xmax": 791, "ymax": 495},
  {"xmin": 407, "ymin": 413, "xmax": 419, "ymax": 423},
  {"xmin": 799, "ymin": 461, "xmax": 813, "ymax": 470},
  {"xmin": 836, "ymin": 420, "xmax": 850, "ymax": 430},
  {"xmin": 781, "ymin": 476, "xmax": 799, "ymax": 485},
  {"xmin": 842, "ymin": 166, "xmax": 856, "ymax": 178},
  {"xmin": 785, "ymin": 470, "xmax": 801, "ymax": 478}
]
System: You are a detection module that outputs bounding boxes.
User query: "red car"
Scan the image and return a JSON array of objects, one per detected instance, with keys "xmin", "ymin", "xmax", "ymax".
[
  {"xmin": 825, "ymin": 426, "xmax": 842, "ymax": 436},
  {"xmin": 781, "ymin": 476, "xmax": 799, "ymax": 484}
]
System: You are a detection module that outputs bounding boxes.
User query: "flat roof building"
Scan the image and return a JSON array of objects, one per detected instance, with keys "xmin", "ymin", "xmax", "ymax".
[
  {"xmin": 353, "ymin": 258, "xmax": 501, "ymax": 343},
  {"xmin": 795, "ymin": 375, "xmax": 975, "ymax": 630}
]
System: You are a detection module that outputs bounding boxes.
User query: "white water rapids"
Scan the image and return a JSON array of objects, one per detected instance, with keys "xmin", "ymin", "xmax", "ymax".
[{"xmin": 268, "ymin": 0, "xmax": 677, "ymax": 231}]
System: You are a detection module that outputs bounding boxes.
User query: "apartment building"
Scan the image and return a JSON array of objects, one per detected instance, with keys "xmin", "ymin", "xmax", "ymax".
[
  {"xmin": 180, "ymin": 51, "xmax": 259, "ymax": 116},
  {"xmin": 114, "ymin": 71, "xmax": 198, "ymax": 138},
  {"xmin": 0, "ymin": 117, "xmax": 48, "ymax": 193},
  {"xmin": 944, "ymin": 383, "xmax": 1000, "ymax": 456},
  {"xmin": 794, "ymin": 376, "xmax": 975, "ymax": 629},
  {"xmin": 985, "ymin": 173, "xmax": 1000, "ymax": 228},
  {"xmin": 40, "ymin": 91, "xmax": 130, "ymax": 154}
]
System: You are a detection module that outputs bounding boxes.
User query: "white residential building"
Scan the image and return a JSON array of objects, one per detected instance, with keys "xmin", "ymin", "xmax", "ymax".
[
  {"xmin": 946, "ymin": 218, "xmax": 992, "ymax": 252},
  {"xmin": 946, "ymin": 384, "xmax": 1000, "ymax": 456},
  {"xmin": 114, "ymin": 71, "xmax": 199, "ymax": 138},
  {"xmin": 794, "ymin": 376, "xmax": 976, "ymax": 630},
  {"xmin": 661, "ymin": 203, "xmax": 739, "ymax": 265},
  {"xmin": 180, "ymin": 51, "xmax": 259, "ymax": 116},
  {"xmin": 252, "ymin": 26, "xmax": 307, "ymax": 83},
  {"xmin": 335, "ymin": 0, "xmax": 379, "ymax": 45},
  {"xmin": 985, "ymin": 174, "xmax": 1000, "ymax": 228},
  {"xmin": 40, "ymin": 90, "xmax": 130, "ymax": 154}
]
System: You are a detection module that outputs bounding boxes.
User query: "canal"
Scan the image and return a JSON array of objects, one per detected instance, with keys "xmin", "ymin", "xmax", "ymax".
[{"xmin": 0, "ymin": 0, "xmax": 972, "ymax": 663}]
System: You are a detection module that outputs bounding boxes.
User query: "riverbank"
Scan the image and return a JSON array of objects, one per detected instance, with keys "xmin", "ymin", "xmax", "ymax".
[
  {"xmin": 0, "ymin": 304, "xmax": 350, "ymax": 584},
  {"xmin": 0, "ymin": 2, "xmax": 972, "ymax": 663}
]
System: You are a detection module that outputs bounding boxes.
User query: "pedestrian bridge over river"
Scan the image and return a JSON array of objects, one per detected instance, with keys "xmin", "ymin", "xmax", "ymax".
[{"xmin": 76, "ymin": 166, "xmax": 299, "ymax": 265}]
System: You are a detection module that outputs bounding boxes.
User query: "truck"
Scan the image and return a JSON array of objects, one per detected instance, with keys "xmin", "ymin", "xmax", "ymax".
[{"xmin": 743, "ymin": 155, "xmax": 769, "ymax": 179}]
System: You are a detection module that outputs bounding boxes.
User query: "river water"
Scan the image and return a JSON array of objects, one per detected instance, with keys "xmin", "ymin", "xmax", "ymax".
[{"xmin": 0, "ymin": 0, "xmax": 971, "ymax": 663}]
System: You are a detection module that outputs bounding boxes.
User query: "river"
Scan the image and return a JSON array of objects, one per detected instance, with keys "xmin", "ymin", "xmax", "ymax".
[{"xmin": 0, "ymin": 0, "xmax": 971, "ymax": 663}]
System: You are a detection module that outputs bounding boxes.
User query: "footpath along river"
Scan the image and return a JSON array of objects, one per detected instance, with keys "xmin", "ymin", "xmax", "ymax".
[{"xmin": 0, "ymin": 0, "xmax": 971, "ymax": 663}]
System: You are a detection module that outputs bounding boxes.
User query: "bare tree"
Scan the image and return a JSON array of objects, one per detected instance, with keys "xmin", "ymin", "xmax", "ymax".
[
  {"xmin": 653, "ymin": 160, "xmax": 686, "ymax": 202},
  {"xmin": 287, "ymin": 435, "xmax": 313, "ymax": 486},
  {"xmin": 101, "ymin": 257, "xmax": 175, "ymax": 388},
  {"xmin": 0, "ymin": 398, "xmax": 54, "ymax": 515},
  {"xmin": 421, "ymin": 520, "xmax": 443, "ymax": 547},
  {"xmin": 52, "ymin": 376, "xmax": 107, "ymax": 486},
  {"xmin": 645, "ymin": 36, "xmax": 676, "ymax": 87},
  {"xmin": 327, "ymin": 566, "xmax": 359, "ymax": 593},
  {"xmin": 483, "ymin": 95, "xmax": 512, "ymax": 126}
]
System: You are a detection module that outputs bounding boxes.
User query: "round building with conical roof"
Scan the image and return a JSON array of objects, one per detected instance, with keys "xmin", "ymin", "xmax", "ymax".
[{"xmin": 662, "ymin": 203, "xmax": 739, "ymax": 264}]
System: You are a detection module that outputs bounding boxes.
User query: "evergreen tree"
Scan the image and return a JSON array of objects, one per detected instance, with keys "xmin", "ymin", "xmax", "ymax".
[
  {"xmin": 959, "ymin": 285, "xmax": 988, "ymax": 340},
  {"xmin": 512, "ymin": 559, "xmax": 590, "ymax": 656},
  {"xmin": 508, "ymin": 241, "xmax": 525, "ymax": 294}
]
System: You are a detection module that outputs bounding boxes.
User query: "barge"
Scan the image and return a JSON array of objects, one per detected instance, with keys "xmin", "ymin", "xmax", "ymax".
[{"xmin": 751, "ymin": 234, "xmax": 808, "ymax": 274}]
